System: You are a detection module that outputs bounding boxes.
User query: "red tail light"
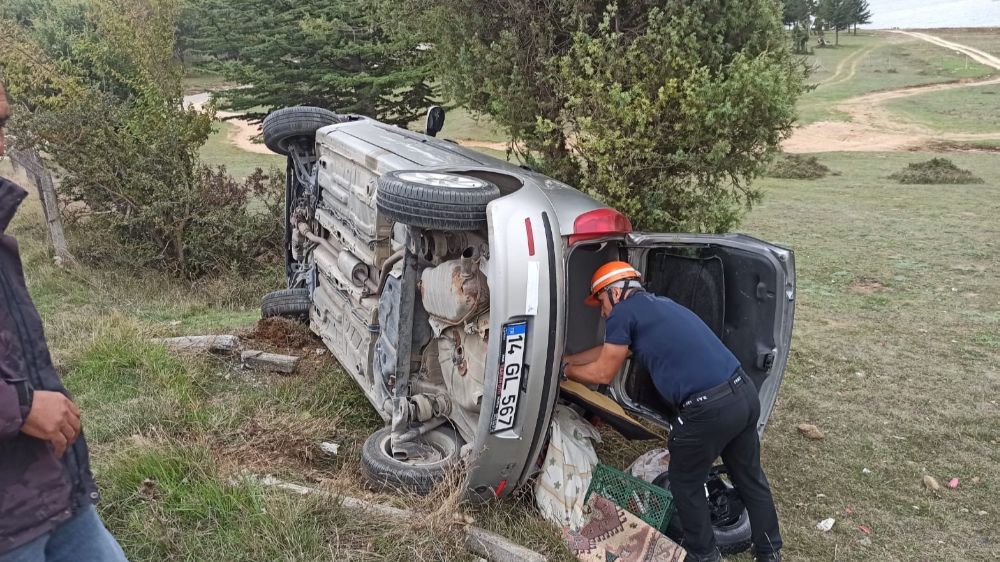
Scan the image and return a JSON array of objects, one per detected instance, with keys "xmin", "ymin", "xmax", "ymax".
[{"xmin": 569, "ymin": 208, "xmax": 633, "ymax": 245}]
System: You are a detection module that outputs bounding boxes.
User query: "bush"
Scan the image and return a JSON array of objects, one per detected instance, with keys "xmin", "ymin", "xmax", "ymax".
[
  {"xmin": 888, "ymin": 158, "xmax": 984, "ymax": 185},
  {"xmin": 767, "ymin": 154, "xmax": 832, "ymax": 179},
  {"xmin": 401, "ymin": 0, "xmax": 806, "ymax": 232},
  {"xmin": 2, "ymin": 0, "xmax": 284, "ymax": 278}
]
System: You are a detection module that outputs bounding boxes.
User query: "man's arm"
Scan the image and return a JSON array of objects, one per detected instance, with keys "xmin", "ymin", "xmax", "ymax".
[
  {"xmin": 563, "ymin": 345, "xmax": 604, "ymax": 366},
  {"xmin": 565, "ymin": 343, "xmax": 630, "ymax": 386}
]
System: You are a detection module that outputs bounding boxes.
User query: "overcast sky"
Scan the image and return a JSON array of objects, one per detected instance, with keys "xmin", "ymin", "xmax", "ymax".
[{"xmin": 866, "ymin": 0, "xmax": 1000, "ymax": 28}]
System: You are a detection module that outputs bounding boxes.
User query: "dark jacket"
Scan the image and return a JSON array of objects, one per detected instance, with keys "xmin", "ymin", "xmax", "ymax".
[{"xmin": 0, "ymin": 177, "xmax": 98, "ymax": 555}]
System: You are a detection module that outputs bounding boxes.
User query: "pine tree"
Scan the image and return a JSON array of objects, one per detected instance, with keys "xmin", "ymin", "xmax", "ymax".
[
  {"xmin": 817, "ymin": 0, "xmax": 852, "ymax": 45},
  {"xmin": 186, "ymin": 0, "xmax": 434, "ymax": 125},
  {"xmin": 850, "ymin": 0, "xmax": 872, "ymax": 34}
]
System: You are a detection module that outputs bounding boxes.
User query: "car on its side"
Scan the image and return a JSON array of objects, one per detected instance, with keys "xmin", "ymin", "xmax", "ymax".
[{"xmin": 258, "ymin": 107, "xmax": 794, "ymax": 536}]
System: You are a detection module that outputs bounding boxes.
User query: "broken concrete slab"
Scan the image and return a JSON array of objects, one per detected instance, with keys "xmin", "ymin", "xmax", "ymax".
[
  {"xmin": 241, "ymin": 350, "xmax": 300, "ymax": 373},
  {"xmin": 155, "ymin": 335, "xmax": 240, "ymax": 354}
]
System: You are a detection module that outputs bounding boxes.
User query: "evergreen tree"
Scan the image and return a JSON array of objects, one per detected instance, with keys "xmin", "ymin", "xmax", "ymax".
[
  {"xmin": 849, "ymin": 0, "xmax": 872, "ymax": 34},
  {"xmin": 395, "ymin": 0, "xmax": 807, "ymax": 233},
  {"xmin": 186, "ymin": 0, "xmax": 434, "ymax": 125},
  {"xmin": 817, "ymin": 0, "xmax": 852, "ymax": 45}
]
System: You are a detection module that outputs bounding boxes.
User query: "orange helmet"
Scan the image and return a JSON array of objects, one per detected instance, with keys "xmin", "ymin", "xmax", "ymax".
[{"xmin": 585, "ymin": 261, "xmax": 641, "ymax": 307}]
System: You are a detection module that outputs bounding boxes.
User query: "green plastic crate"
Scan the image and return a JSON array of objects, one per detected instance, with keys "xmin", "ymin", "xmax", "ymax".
[{"xmin": 585, "ymin": 463, "xmax": 676, "ymax": 532}]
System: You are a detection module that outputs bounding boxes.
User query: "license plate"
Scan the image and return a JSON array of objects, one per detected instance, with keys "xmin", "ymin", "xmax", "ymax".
[{"xmin": 490, "ymin": 321, "xmax": 527, "ymax": 434}]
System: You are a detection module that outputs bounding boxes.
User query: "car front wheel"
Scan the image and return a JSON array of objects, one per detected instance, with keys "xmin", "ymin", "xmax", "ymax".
[{"xmin": 359, "ymin": 426, "xmax": 462, "ymax": 496}]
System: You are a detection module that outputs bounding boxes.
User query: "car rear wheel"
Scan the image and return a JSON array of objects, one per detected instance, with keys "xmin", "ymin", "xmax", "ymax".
[
  {"xmin": 262, "ymin": 106, "xmax": 342, "ymax": 156},
  {"xmin": 375, "ymin": 171, "xmax": 501, "ymax": 231},
  {"xmin": 261, "ymin": 288, "xmax": 311, "ymax": 321},
  {"xmin": 360, "ymin": 426, "xmax": 462, "ymax": 495},
  {"xmin": 654, "ymin": 465, "xmax": 753, "ymax": 555}
]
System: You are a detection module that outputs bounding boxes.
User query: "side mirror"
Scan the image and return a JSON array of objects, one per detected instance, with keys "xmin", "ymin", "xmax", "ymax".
[{"xmin": 425, "ymin": 106, "xmax": 445, "ymax": 137}]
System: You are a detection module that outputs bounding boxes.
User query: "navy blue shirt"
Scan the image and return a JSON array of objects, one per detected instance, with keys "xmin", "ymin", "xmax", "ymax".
[{"xmin": 604, "ymin": 291, "xmax": 740, "ymax": 406}]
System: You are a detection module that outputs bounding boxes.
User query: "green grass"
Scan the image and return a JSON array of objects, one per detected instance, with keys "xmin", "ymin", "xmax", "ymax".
[
  {"xmin": 200, "ymin": 121, "xmax": 284, "ymax": 179},
  {"xmin": 409, "ymin": 106, "xmax": 509, "ymax": 143},
  {"xmin": 741, "ymin": 150, "xmax": 999, "ymax": 561},
  {"xmin": 182, "ymin": 67, "xmax": 235, "ymax": 96},
  {"xmin": 798, "ymin": 32, "xmax": 996, "ymax": 124},
  {"xmin": 885, "ymin": 83, "xmax": 1000, "ymax": 134}
]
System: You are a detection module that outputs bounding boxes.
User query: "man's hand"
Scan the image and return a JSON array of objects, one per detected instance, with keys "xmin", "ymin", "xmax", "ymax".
[
  {"xmin": 565, "ymin": 343, "xmax": 630, "ymax": 386},
  {"xmin": 21, "ymin": 391, "xmax": 81, "ymax": 457}
]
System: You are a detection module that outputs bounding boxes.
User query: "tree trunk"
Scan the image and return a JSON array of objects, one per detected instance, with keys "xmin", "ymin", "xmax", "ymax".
[
  {"xmin": 835, "ymin": 28, "xmax": 840, "ymax": 46},
  {"xmin": 8, "ymin": 149, "xmax": 74, "ymax": 266}
]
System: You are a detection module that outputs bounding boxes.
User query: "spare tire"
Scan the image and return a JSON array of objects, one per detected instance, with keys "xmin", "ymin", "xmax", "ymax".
[
  {"xmin": 360, "ymin": 426, "xmax": 462, "ymax": 496},
  {"xmin": 654, "ymin": 465, "xmax": 753, "ymax": 555},
  {"xmin": 375, "ymin": 170, "xmax": 501, "ymax": 231},
  {"xmin": 261, "ymin": 288, "xmax": 311, "ymax": 321},
  {"xmin": 262, "ymin": 106, "xmax": 342, "ymax": 156}
]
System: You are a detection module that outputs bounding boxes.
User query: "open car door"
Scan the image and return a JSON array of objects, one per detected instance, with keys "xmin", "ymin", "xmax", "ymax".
[{"xmin": 610, "ymin": 233, "xmax": 795, "ymax": 435}]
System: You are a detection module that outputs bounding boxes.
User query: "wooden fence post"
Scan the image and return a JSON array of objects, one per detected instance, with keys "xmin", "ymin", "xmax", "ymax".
[{"xmin": 8, "ymin": 148, "xmax": 74, "ymax": 266}]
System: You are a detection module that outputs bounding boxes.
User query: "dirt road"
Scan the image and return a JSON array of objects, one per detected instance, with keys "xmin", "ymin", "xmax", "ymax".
[
  {"xmin": 183, "ymin": 93, "xmax": 515, "ymax": 156},
  {"xmin": 184, "ymin": 93, "xmax": 273, "ymax": 155},
  {"xmin": 784, "ymin": 31, "xmax": 1000, "ymax": 153}
]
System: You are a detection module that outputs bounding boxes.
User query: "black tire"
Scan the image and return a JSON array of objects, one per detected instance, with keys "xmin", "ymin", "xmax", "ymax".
[
  {"xmin": 360, "ymin": 426, "xmax": 461, "ymax": 496},
  {"xmin": 375, "ymin": 170, "xmax": 501, "ymax": 231},
  {"xmin": 262, "ymin": 107, "xmax": 342, "ymax": 156},
  {"xmin": 654, "ymin": 466, "xmax": 753, "ymax": 555},
  {"xmin": 261, "ymin": 288, "xmax": 311, "ymax": 321}
]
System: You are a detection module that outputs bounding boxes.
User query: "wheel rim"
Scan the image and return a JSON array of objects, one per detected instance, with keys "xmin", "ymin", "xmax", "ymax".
[
  {"xmin": 378, "ymin": 432, "xmax": 454, "ymax": 467},
  {"xmin": 395, "ymin": 172, "xmax": 488, "ymax": 189}
]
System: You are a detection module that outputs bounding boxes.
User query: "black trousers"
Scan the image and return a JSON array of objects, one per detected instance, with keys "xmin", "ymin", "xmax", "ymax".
[{"xmin": 667, "ymin": 372, "xmax": 782, "ymax": 556}]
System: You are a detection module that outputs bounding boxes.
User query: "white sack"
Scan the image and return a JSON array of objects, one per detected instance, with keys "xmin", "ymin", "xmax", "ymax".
[{"xmin": 534, "ymin": 405, "xmax": 602, "ymax": 530}]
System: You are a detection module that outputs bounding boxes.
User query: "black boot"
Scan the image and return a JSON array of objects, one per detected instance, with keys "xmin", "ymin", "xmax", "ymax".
[
  {"xmin": 754, "ymin": 552, "xmax": 781, "ymax": 562},
  {"xmin": 686, "ymin": 548, "xmax": 722, "ymax": 562}
]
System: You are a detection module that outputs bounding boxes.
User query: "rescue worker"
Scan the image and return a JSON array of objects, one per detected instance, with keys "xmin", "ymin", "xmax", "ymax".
[
  {"xmin": 1, "ymin": 78, "xmax": 128, "ymax": 561},
  {"xmin": 563, "ymin": 261, "xmax": 782, "ymax": 562}
]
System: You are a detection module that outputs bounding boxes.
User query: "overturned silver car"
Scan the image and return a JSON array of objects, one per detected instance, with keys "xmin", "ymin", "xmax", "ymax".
[{"xmin": 259, "ymin": 107, "xmax": 795, "ymax": 503}]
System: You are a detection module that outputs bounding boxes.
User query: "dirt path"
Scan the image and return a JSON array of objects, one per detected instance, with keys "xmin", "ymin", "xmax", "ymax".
[
  {"xmin": 822, "ymin": 43, "xmax": 879, "ymax": 88},
  {"xmin": 184, "ymin": 93, "xmax": 274, "ymax": 155},
  {"xmin": 183, "ymin": 93, "xmax": 514, "ymax": 156},
  {"xmin": 784, "ymin": 31, "xmax": 1000, "ymax": 153}
]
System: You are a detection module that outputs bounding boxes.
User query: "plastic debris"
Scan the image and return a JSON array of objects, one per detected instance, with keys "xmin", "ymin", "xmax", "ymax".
[
  {"xmin": 862, "ymin": 468, "xmax": 872, "ymax": 475},
  {"xmin": 948, "ymin": 478, "xmax": 960, "ymax": 489},
  {"xmin": 797, "ymin": 423, "xmax": 825, "ymax": 440},
  {"xmin": 817, "ymin": 518, "xmax": 835, "ymax": 532},
  {"xmin": 976, "ymin": 510, "xmax": 988, "ymax": 516},
  {"xmin": 923, "ymin": 475, "xmax": 941, "ymax": 491},
  {"xmin": 972, "ymin": 477, "xmax": 981, "ymax": 484},
  {"xmin": 860, "ymin": 537, "xmax": 872, "ymax": 546},
  {"xmin": 319, "ymin": 442, "xmax": 339, "ymax": 455},
  {"xmin": 858, "ymin": 525, "xmax": 871, "ymax": 535},
  {"xmin": 627, "ymin": 448, "xmax": 671, "ymax": 483}
]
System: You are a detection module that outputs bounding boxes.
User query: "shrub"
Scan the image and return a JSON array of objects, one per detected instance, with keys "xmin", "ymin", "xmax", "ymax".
[
  {"xmin": 888, "ymin": 158, "xmax": 984, "ymax": 185},
  {"xmin": 767, "ymin": 154, "xmax": 832, "ymax": 179},
  {"xmin": 401, "ymin": 0, "xmax": 807, "ymax": 232},
  {"xmin": 2, "ymin": 0, "xmax": 284, "ymax": 278}
]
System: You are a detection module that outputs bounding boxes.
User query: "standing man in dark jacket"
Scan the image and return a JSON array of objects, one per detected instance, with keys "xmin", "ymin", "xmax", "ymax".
[
  {"xmin": 0, "ymin": 79, "xmax": 127, "ymax": 561},
  {"xmin": 564, "ymin": 261, "xmax": 782, "ymax": 562}
]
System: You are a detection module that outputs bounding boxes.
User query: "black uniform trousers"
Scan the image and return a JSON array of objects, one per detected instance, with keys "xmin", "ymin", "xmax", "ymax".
[{"xmin": 666, "ymin": 370, "xmax": 782, "ymax": 557}]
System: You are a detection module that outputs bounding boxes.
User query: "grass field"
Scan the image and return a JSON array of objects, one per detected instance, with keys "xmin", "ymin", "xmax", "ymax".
[
  {"xmin": 798, "ymin": 32, "xmax": 996, "ymax": 124},
  {"xmin": 200, "ymin": 121, "xmax": 284, "ymax": 179},
  {"xmin": 886, "ymin": 83, "xmax": 1000, "ymax": 134},
  {"xmin": 7, "ymin": 145, "xmax": 998, "ymax": 561}
]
